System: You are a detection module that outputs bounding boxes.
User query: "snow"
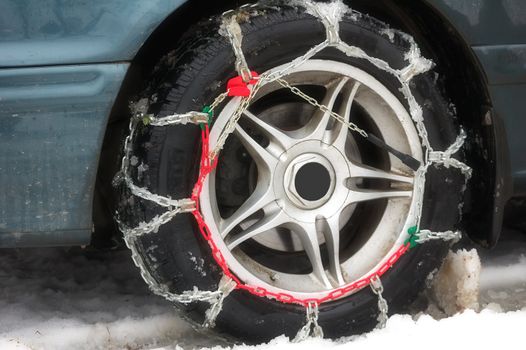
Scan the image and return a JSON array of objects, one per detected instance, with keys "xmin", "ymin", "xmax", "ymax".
[
  {"xmin": 1, "ymin": 231, "xmax": 526, "ymax": 350},
  {"xmin": 480, "ymin": 256, "xmax": 526, "ymax": 288},
  {"xmin": 432, "ymin": 249, "xmax": 481, "ymax": 315},
  {"xmin": 0, "ymin": 248, "xmax": 214, "ymax": 350},
  {"xmin": 191, "ymin": 310, "xmax": 526, "ymax": 350}
]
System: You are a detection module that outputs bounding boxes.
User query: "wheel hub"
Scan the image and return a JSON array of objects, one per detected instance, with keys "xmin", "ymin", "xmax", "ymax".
[{"xmin": 276, "ymin": 141, "xmax": 350, "ymax": 221}]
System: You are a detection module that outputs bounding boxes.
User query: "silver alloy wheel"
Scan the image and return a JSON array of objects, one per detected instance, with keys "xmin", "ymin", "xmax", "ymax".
[{"xmin": 200, "ymin": 60, "xmax": 424, "ymax": 299}]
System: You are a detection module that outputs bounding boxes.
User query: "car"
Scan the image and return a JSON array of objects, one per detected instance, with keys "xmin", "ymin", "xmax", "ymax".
[{"xmin": 1, "ymin": 0, "xmax": 525, "ymax": 344}]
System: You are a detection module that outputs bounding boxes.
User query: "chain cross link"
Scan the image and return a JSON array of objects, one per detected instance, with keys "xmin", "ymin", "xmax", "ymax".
[
  {"xmin": 370, "ymin": 275, "xmax": 389, "ymax": 329},
  {"xmin": 221, "ymin": 15, "xmax": 252, "ymax": 82},
  {"xmin": 277, "ymin": 78, "xmax": 369, "ymax": 138},
  {"xmin": 146, "ymin": 111, "xmax": 210, "ymax": 126},
  {"xmin": 417, "ymin": 230, "xmax": 462, "ymax": 244},
  {"xmin": 293, "ymin": 302, "xmax": 324, "ymax": 342},
  {"xmin": 203, "ymin": 276, "xmax": 238, "ymax": 328}
]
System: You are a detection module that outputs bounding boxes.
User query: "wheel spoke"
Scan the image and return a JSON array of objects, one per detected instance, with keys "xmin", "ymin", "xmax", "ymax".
[
  {"xmin": 219, "ymin": 182, "xmax": 275, "ymax": 239},
  {"xmin": 234, "ymin": 124, "xmax": 278, "ymax": 172},
  {"xmin": 243, "ymin": 110, "xmax": 295, "ymax": 156},
  {"xmin": 348, "ymin": 161, "xmax": 414, "ymax": 184},
  {"xmin": 331, "ymin": 81, "xmax": 361, "ymax": 150},
  {"xmin": 292, "ymin": 222, "xmax": 332, "ymax": 289},
  {"xmin": 344, "ymin": 188, "xmax": 412, "ymax": 205},
  {"xmin": 318, "ymin": 215, "xmax": 345, "ymax": 286},
  {"xmin": 226, "ymin": 206, "xmax": 288, "ymax": 250},
  {"xmin": 301, "ymin": 77, "xmax": 349, "ymax": 141}
]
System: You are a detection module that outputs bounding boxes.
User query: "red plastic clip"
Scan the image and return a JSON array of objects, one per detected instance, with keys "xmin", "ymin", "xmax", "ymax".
[{"xmin": 227, "ymin": 71, "xmax": 259, "ymax": 97}]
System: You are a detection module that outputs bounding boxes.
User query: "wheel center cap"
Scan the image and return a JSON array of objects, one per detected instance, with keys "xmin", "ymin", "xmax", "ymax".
[
  {"xmin": 281, "ymin": 151, "xmax": 340, "ymax": 210},
  {"xmin": 273, "ymin": 141, "xmax": 351, "ymax": 219},
  {"xmin": 294, "ymin": 162, "xmax": 331, "ymax": 201}
]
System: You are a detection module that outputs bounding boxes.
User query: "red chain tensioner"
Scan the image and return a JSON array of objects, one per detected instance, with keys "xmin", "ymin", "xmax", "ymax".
[
  {"xmin": 189, "ymin": 73, "xmax": 414, "ymax": 308},
  {"xmin": 227, "ymin": 71, "xmax": 259, "ymax": 97}
]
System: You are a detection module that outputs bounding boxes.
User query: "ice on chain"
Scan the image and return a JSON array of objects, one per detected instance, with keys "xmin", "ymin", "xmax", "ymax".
[
  {"xmin": 146, "ymin": 111, "xmax": 210, "ymax": 126},
  {"xmin": 417, "ymin": 230, "xmax": 462, "ymax": 245},
  {"xmin": 203, "ymin": 276, "xmax": 237, "ymax": 328},
  {"xmin": 370, "ymin": 276, "xmax": 389, "ymax": 329},
  {"xmin": 220, "ymin": 14, "xmax": 252, "ymax": 82},
  {"xmin": 429, "ymin": 129, "xmax": 473, "ymax": 177}
]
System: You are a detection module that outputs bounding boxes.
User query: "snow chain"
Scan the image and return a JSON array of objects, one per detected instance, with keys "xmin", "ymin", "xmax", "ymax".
[
  {"xmin": 293, "ymin": 302, "xmax": 324, "ymax": 342},
  {"xmin": 115, "ymin": 0, "xmax": 472, "ymax": 340},
  {"xmin": 203, "ymin": 275, "xmax": 238, "ymax": 328},
  {"xmin": 370, "ymin": 276, "xmax": 388, "ymax": 329}
]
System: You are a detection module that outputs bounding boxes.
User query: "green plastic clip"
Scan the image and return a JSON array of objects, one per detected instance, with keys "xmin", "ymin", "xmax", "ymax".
[
  {"xmin": 404, "ymin": 226, "xmax": 419, "ymax": 249},
  {"xmin": 201, "ymin": 106, "xmax": 214, "ymax": 130},
  {"xmin": 142, "ymin": 115, "xmax": 152, "ymax": 126}
]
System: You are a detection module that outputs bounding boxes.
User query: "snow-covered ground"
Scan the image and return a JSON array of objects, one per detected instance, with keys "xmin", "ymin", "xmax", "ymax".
[{"xmin": 1, "ymin": 229, "xmax": 526, "ymax": 350}]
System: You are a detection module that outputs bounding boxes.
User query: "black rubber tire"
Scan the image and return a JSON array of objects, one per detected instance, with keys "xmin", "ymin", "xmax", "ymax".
[{"xmin": 117, "ymin": 4, "xmax": 466, "ymax": 344}]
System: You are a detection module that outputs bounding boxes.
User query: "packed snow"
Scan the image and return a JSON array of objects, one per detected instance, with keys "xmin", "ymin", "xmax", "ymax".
[
  {"xmin": 1, "ymin": 229, "xmax": 526, "ymax": 350},
  {"xmin": 431, "ymin": 249, "xmax": 481, "ymax": 315}
]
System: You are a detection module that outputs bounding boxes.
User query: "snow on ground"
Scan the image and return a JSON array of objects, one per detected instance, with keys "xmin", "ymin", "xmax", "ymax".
[
  {"xmin": 478, "ymin": 228, "xmax": 526, "ymax": 312},
  {"xmin": 0, "ymin": 248, "xmax": 216, "ymax": 350},
  {"xmin": 1, "ymin": 229, "xmax": 526, "ymax": 350},
  {"xmin": 195, "ymin": 310, "xmax": 526, "ymax": 350}
]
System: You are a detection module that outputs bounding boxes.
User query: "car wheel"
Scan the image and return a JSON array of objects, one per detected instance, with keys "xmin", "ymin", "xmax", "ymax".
[{"xmin": 117, "ymin": 2, "xmax": 468, "ymax": 343}]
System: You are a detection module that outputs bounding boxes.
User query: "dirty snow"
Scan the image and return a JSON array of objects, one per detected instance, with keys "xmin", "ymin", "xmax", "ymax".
[
  {"xmin": 0, "ymin": 229, "xmax": 525, "ymax": 350},
  {"xmin": 432, "ymin": 249, "xmax": 481, "ymax": 315}
]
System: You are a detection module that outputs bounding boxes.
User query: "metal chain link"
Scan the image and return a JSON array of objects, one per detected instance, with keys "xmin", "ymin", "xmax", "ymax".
[
  {"xmin": 370, "ymin": 275, "xmax": 388, "ymax": 329},
  {"xmin": 277, "ymin": 78, "xmax": 369, "ymax": 138},
  {"xmin": 293, "ymin": 302, "xmax": 324, "ymax": 342},
  {"xmin": 118, "ymin": 89, "xmax": 230, "ymax": 237},
  {"xmin": 125, "ymin": 180, "xmax": 196, "ymax": 209},
  {"xmin": 115, "ymin": 94, "xmax": 233, "ymax": 307},
  {"xmin": 428, "ymin": 129, "xmax": 472, "ymax": 177},
  {"xmin": 221, "ymin": 15, "xmax": 252, "ymax": 82},
  {"xmin": 210, "ymin": 91, "xmax": 230, "ymax": 111},
  {"xmin": 123, "ymin": 235, "xmax": 225, "ymax": 305},
  {"xmin": 417, "ymin": 230, "xmax": 462, "ymax": 244},
  {"xmin": 203, "ymin": 276, "xmax": 238, "ymax": 328},
  {"xmin": 117, "ymin": 208, "xmax": 182, "ymax": 238},
  {"xmin": 210, "ymin": 80, "xmax": 263, "ymax": 159},
  {"xmin": 146, "ymin": 111, "xmax": 210, "ymax": 126},
  {"xmin": 261, "ymin": 41, "xmax": 329, "ymax": 83}
]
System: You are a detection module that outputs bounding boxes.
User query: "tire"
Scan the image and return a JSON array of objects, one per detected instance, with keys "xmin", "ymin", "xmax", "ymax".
[{"xmin": 117, "ymin": 3, "xmax": 467, "ymax": 344}]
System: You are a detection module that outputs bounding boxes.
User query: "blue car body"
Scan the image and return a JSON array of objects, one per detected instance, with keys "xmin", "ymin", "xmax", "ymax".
[{"xmin": 0, "ymin": 0, "xmax": 525, "ymax": 247}]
